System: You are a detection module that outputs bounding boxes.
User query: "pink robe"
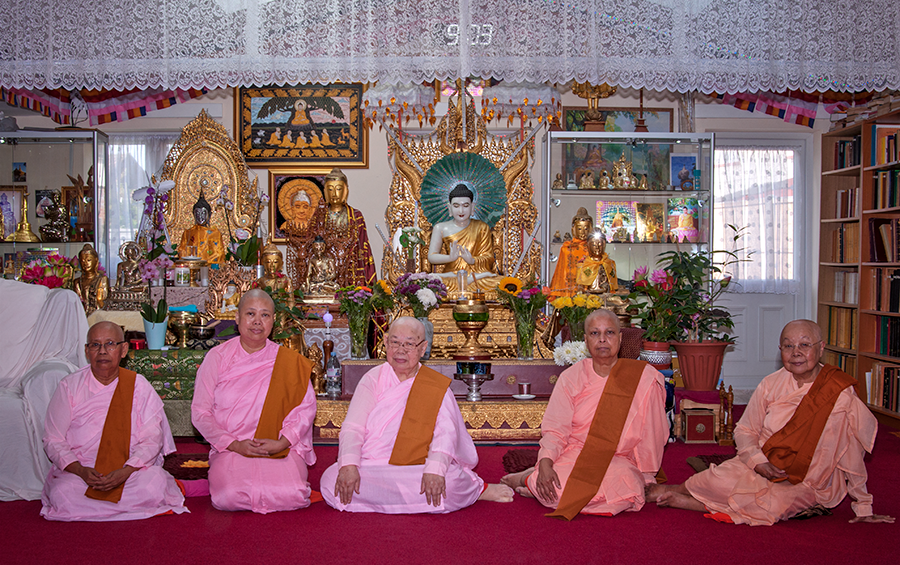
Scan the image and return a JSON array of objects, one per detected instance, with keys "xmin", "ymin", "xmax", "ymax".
[
  {"xmin": 527, "ymin": 358, "xmax": 667, "ymax": 515},
  {"xmin": 685, "ymin": 367, "xmax": 878, "ymax": 525},
  {"xmin": 41, "ymin": 366, "xmax": 187, "ymax": 521},
  {"xmin": 321, "ymin": 363, "xmax": 483, "ymax": 513},
  {"xmin": 191, "ymin": 338, "xmax": 317, "ymax": 513}
]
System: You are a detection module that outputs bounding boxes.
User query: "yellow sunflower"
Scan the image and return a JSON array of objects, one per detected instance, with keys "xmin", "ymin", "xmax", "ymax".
[
  {"xmin": 377, "ymin": 280, "xmax": 392, "ymax": 294},
  {"xmin": 498, "ymin": 277, "xmax": 524, "ymax": 295}
]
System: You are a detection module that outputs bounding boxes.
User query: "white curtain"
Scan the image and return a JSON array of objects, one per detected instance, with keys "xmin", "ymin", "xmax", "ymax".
[
  {"xmin": 0, "ymin": 0, "xmax": 896, "ymax": 93},
  {"xmin": 713, "ymin": 146, "xmax": 800, "ymax": 295},
  {"xmin": 107, "ymin": 134, "xmax": 178, "ymax": 276}
]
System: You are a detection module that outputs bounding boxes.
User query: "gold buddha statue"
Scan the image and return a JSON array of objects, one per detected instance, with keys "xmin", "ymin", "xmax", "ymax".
[
  {"xmin": 73, "ymin": 243, "xmax": 109, "ymax": 314},
  {"xmin": 179, "ymin": 193, "xmax": 226, "ymax": 265},
  {"xmin": 39, "ymin": 192, "xmax": 69, "ymax": 242},
  {"xmin": 115, "ymin": 241, "xmax": 145, "ymax": 291},
  {"xmin": 426, "ymin": 183, "xmax": 502, "ymax": 292},
  {"xmin": 257, "ymin": 242, "xmax": 295, "ymax": 308},
  {"xmin": 576, "ymin": 233, "xmax": 630, "ymax": 317},
  {"xmin": 548, "ymin": 207, "xmax": 593, "ymax": 299},
  {"xmin": 305, "ymin": 235, "xmax": 340, "ymax": 298}
]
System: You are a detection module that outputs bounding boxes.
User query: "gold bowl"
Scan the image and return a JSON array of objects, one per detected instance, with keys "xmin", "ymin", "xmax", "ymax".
[
  {"xmin": 451, "ymin": 297, "xmax": 490, "ymax": 360},
  {"xmin": 168, "ymin": 311, "xmax": 199, "ymax": 348}
]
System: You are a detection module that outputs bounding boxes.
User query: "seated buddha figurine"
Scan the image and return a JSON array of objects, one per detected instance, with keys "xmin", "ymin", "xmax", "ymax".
[
  {"xmin": 305, "ymin": 236, "xmax": 340, "ymax": 298},
  {"xmin": 426, "ymin": 183, "xmax": 502, "ymax": 293},
  {"xmin": 39, "ymin": 192, "xmax": 69, "ymax": 242},
  {"xmin": 575, "ymin": 233, "xmax": 630, "ymax": 317},
  {"xmin": 257, "ymin": 242, "xmax": 294, "ymax": 308},
  {"xmin": 179, "ymin": 193, "xmax": 225, "ymax": 265},
  {"xmin": 548, "ymin": 207, "xmax": 593, "ymax": 299},
  {"xmin": 115, "ymin": 241, "xmax": 145, "ymax": 291},
  {"xmin": 73, "ymin": 243, "xmax": 109, "ymax": 315}
]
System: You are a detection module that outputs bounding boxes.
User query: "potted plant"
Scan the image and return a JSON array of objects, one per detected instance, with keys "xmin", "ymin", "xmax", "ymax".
[
  {"xmin": 630, "ymin": 225, "xmax": 747, "ymax": 389},
  {"xmin": 140, "ymin": 298, "xmax": 169, "ymax": 350},
  {"xmin": 393, "ymin": 273, "xmax": 448, "ymax": 359}
]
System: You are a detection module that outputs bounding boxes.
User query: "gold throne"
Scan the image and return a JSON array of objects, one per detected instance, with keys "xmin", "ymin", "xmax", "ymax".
[{"xmin": 382, "ymin": 94, "xmax": 545, "ymax": 359}]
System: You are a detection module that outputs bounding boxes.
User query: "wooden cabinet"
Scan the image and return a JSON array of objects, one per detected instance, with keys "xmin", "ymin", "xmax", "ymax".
[{"xmin": 820, "ymin": 109, "xmax": 900, "ymax": 427}]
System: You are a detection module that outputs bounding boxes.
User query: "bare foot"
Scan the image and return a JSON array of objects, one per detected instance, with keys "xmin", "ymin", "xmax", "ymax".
[
  {"xmin": 644, "ymin": 483, "xmax": 670, "ymax": 503},
  {"xmin": 501, "ymin": 467, "xmax": 534, "ymax": 489},
  {"xmin": 478, "ymin": 483, "xmax": 515, "ymax": 503},
  {"xmin": 657, "ymin": 491, "xmax": 706, "ymax": 512},
  {"xmin": 515, "ymin": 486, "xmax": 534, "ymax": 498}
]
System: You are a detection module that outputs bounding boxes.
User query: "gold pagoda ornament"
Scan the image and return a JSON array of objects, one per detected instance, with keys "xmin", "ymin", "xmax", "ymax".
[{"xmin": 5, "ymin": 187, "xmax": 41, "ymax": 242}]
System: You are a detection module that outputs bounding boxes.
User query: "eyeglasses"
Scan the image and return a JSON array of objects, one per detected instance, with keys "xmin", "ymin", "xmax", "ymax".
[
  {"xmin": 386, "ymin": 339, "xmax": 426, "ymax": 351},
  {"xmin": 779, "ymin": 340, "xmax": 822, "ymax": 353},
  {"xmin": 86, "ymin": 340, "xmax": 127, "ymax": 352}
]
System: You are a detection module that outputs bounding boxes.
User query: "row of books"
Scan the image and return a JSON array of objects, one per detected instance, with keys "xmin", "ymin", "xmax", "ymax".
[
  {"xmin": 869, "ymin": 267, "xmax": 900, "ymax": 312},
  {"xmin": 830, "ymin": 223, "xmax": 859, "ymax": 263},
  {"xmin": 867, "ymin": 362, "xmax": 900, "ymax": 411},
  {"xmin": 833, "ymin": 135, "xmax": 861, "ymax": 169},
  {"xmin": 871, "ymin": 125, "xmax": 900, "ymax": 166},
  {"xmin": 826, "ymin": 306, "xmax": 857, "ymax": 350},
  {"xmin": 834, "ymin": 187, "xmax": 858, "ymax": 218},
  {"xmin": 873, "ymin": 170, "xmax": 900, "ymax": 210},
  {"xmin": 869, "ymin": 218, "xmax": 900, "ymax": 262},
  {"xmin": 823, "ymin": 350, "xmax": 857, "ymax": 377},
  {"xmin": 875, "ymin": 315, "xmax": 900, "ymax": 357},
  {"xmin": 832, "ymin": 270, "xmax": 859, "ymax": 304}
]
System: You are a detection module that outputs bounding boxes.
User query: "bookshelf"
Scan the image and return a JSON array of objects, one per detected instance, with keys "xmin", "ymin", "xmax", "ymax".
[{"xmin": 820, "ymin": 108, "xmax": 900, "ymax": 427}]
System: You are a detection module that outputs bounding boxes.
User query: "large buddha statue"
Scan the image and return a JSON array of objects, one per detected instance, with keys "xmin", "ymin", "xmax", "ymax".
[
  {"xmin": 426, "ymin": 183, "xmax": 502, "ymax": 292},
  {"xmin": 307, "ymin": 168, "xmax": 376, "ymax": 287},
  {"xmin": 548, "ymin": 207, "xmax": 594, "ymax": 299},
  {"xmin": 73, "ymin": 243, "xmax": 109, "ymax": 315},
  {"xmin": 179, "ymin": 193, "xmax": 225, "ymax": 265},
  {"xmin": 257, "ymin": 242, "xmax": 294, "ymax": 308}
]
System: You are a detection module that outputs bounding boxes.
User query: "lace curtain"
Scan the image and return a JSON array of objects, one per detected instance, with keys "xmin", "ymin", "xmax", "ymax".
[
  {"xmin": 107, "ymin": 134, "xmax": 178, "ymax": 276},
  {"xmin": 0, "ymin": 0, "xmax": 896, "ymax": 93},
  {"xmin": 712, "ymin": 146, "xmax": 800, "ymax": 295}
]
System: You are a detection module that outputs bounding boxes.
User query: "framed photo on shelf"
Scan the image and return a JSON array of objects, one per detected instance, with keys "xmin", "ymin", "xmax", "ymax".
[
  {"xmin": 563, "ymin": 107, "xmax": 674, "ymax": 133},
  {"xmin": 268, "ymin": 168, "xmax": 330, "ymax": 243},
  {"xmin": 0, "ymin": 185, "xmax": 25, "ymax": 238},
  {"xmin": 235, "ymin": 83, "xmax": 368, "ymax": 167},
  {"xmin": 670, "ymin": 154, "xmax": 698, "ymax": 190}
]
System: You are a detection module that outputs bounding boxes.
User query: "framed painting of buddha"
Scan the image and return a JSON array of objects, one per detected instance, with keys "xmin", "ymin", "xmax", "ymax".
[
  {"xmin": 268, "ymin": 168, "xmax": 329, "ymax": 243},
  {"xmin": 235, "ymin": 83, "xmax": 368, "ymax": 167}
]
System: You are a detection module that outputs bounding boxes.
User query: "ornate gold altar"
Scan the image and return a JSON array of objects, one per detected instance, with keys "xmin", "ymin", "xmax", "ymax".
[{"xmin": 159, "ymin": 110, "xmax": 259, "ymax": 247}]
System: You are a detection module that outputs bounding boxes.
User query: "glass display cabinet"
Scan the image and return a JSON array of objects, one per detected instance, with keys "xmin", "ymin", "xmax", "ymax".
[
  {"xmin": 0, "ymin": 129, "xmax": 109, "ymax": 274},
  {"xmin": 540, "ymin": 131, "xmax": 715, "ymax": 286}
]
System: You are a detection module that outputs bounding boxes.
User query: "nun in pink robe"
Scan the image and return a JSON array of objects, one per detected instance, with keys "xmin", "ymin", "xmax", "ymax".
[
  {"xmin": 320, "ymin": 362, "xmax": 484, "ymax": 513},
  {"xmin": 41, "ymin": 366, "xmax": 188, "ymax": 521},
  {"xmin": 191, "ymin": 337, "xmax": 317, "ymax": 513}
]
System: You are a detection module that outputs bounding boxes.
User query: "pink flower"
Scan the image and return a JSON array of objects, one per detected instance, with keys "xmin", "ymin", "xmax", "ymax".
[
  {"xmin": 649, "ymin": 269, "xmax": 668, "ymax": 285},
  {"xmin": 633, "ymin": 266, "xmax": 648, "ymax": 281}
]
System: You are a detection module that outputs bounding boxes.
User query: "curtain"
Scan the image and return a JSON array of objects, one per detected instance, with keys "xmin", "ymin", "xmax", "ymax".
[
  {"xmin": 0, "ymin": 0, "xmax": 896, "ymax": 93},
  {"xmin": 713, "ymin": 146, "xmax": 800, "ymax": 295},
  {"xmin": 107, "ymin": 134, "xmax": 178, "ymax": 277}
]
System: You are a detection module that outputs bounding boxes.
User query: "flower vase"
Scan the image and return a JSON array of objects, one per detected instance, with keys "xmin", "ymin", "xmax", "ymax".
[
  {"xmin": 515, "ymin": 314, "xmax": 536, "ymax": 360},
  {"xmin": 417, "ymin": 316, "xmax": 434, "ymax": 360},
  {"xmin": 143, "ymin": 317, "xmax": 168, "ymax": 350},
  {"xmin": 348, "ymin": 312, "xmax": 369, "ymax": 360},
  {"xmin": 568, "ymin": 318, "xmax": 585, "ymax": 342}
]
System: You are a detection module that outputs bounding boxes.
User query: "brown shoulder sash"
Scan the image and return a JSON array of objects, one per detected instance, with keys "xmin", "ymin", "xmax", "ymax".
[
  {"xmin": 761, "ymin": 364, "xmax": 856, "ymax": 484},
  {"xmin": 389, "ymin": 365, "xmax": 452, "ymax": 466},
  {"xmin": 548, "ymin": 359, "xmax": 646, "ymax": 520},
  {"xmin": 254, "ymin": 346, "xmax": 312, "ymax": 459},
  {"xmin": 85, "ymin": 369, "xmax": 137, "ymax": 503}
]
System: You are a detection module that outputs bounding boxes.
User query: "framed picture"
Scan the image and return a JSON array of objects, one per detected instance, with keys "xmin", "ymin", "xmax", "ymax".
[
  {"xmin": 563, "ymin": 107, "xmax": 674, "ymax": 133},
  {"xmin": 0, "ymin": 186, "xmax": 25, "ymax": 239},
  {"xmin": 268, "ymin": 168, "xmax": 330, "ymax": 243},
  {"xmin": 670, "ymin": 154, "xmax": 698, "ymax": 190},
  {"xmin": 235, "ymin": 83, "xmax": 368, "ymax": 167},
  {"xmin": 12, "ymin": 162, "xmax": 26, "ymax": 183}
]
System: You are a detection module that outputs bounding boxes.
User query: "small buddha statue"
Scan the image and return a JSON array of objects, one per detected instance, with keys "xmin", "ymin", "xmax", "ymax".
[
  {"xmin": 39, "ymin": 192, "xmax": 69, "ymax": 242},
  {"xmin": 575, "ymin": 233, "xmax": 630, "ymax": 316},
  {"xmin": 551, "ymin": 173, "xmax": 565, "ymax": 190},
  {"xmin": 598, "ymin": 170, "xmax": 610, "ymax": 190},
  {"xmin": 612, "ymin": 154, "xmax": 639, "ymax": 189},
  {"xmin": 548, "ymin": 207, "xmax": 593, "ymax": 299},
  {"xmin": 257, "ymin": 242, "xmax": 294, "ymax": 308},
  {"xmin": 73, "ymin": 243, "xmax": 109, "ymax": 314},
  {"xmin": 305, "ymin": 236, "xmax": 340, "ymax": 297},
  {"xmin": 578, "ymin": 170, "xmax": 595, "ymax": 190},
  {"xmin": 179, "ymin": 193, "xmax": 226, "ymax": 265},
  {"xmin": 115, "ymin": 241, "xmax": 145, "ymax": 291}
]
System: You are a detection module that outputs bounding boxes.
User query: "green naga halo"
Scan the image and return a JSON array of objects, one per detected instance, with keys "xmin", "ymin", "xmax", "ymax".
[{"xmin": 419, "ymin": 152, "xmax": 506, "ymax": 229}]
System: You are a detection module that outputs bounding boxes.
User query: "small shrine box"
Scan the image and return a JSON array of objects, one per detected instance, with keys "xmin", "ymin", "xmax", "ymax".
[{"xmin": 683, "ymin": 408, "xmax": 717, "ymax": 443}]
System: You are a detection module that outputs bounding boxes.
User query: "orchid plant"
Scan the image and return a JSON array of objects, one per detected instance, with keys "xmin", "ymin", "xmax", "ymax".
[
  {"xmin": 215, "ymin": 184, "xmax": 268, "ymax": 266},
  {"xmin": 132, "ymin": 179, "xmax": 177, "ymax": 282}
]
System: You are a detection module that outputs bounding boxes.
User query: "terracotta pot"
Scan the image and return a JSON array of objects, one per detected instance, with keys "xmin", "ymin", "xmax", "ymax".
[
  {"xmin": 670, "ymin": 341, "xmax": 730, "ymax": 391},
  {"xmin": 639, "ymin": 340, "xmax": 672, "ymax": 370}
]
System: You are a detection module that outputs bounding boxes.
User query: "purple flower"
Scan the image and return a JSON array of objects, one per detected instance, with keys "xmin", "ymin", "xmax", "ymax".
[
  {"xmin": 145, "ymin": 195, "xmax": 154, "ymax": 204},
  {"xmin": 649, "ymin": 269, "xmax": 668, "ymax": 285},
  {"xmin": 147, "ymin": 187, "xmax": 156, "ymax": 195}
]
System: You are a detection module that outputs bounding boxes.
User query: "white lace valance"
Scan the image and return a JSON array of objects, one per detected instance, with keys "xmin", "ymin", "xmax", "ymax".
[{"xmin": 1, "ymin": 0, "xmax": 897, "ymax": 93}]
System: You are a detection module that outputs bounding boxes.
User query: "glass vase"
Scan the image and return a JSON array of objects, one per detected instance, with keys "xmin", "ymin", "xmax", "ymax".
[
  {"xmin": 348, "ymin": 311, "xmax": 369, "ymax": 360},
  {"xmin": 568, "ymin": 318, "xmax": 585, "ymax": 342},
  {"xmin": 515, "ymin": 313, "xmax": 536, "ymax": 360}
]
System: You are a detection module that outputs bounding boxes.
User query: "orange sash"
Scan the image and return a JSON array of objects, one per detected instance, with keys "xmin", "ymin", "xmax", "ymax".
[
  {"xmin": 761, "ymin": 364, "xmax": 856, "ymax": 484},
  {"xmin": 253, "ymin": 346, "xmax": 312, "ymax": 459},
  {"xmin": 85, "ymin": 369, "xmax": 137, "ymax": 503},
  {"xmin": 388, "ymin": 366, "xmax": 451, "ymax": 466},
  {"xmin": 548, "ymin": 359, "xmax": 646, "ymax": 521}
]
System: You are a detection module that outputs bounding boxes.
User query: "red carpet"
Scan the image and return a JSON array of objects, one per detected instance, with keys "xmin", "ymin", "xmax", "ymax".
[{"xmin": 2, "ymin": 427, "xmax": 898, "ymax": 565}]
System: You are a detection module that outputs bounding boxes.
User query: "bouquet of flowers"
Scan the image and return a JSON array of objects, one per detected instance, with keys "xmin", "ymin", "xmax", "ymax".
[
  {"xmin": 215, "ymin": 184, "xmax": 267, "ymax": 266},
  {"xmin": 496, "ymin": 277, "xmax": 550, "ymax": 359},
  {"xmin": 336, "ymin": 281, "xmax": 394, "ymax": 358},
  {"xmin": 553, "ymin": 340, "xmax": 589, "ymax": 366},
  {"xmin": 550, "ymin": 292, "xmax": 604, "ymax": 341},
  {"xmin": 393, "ymin": 273, "xmax": 448, "ymax": 318},
  {"xmin": 21, "ymin": 253, "xmax": 77, "ymax": 289}
]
